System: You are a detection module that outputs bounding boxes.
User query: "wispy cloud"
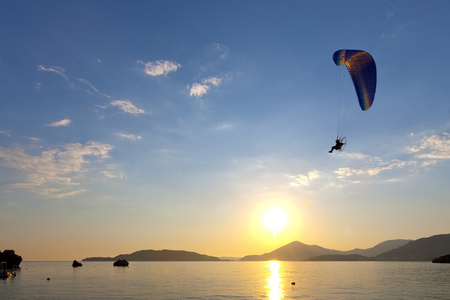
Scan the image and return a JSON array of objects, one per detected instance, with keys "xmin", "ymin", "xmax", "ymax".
[
  {"xmin": 47, "ymin": 119, "xmax": 71, "ymax": 127},
  {"xmin": 38, "ymin": 64, "xmax": 75, "ymax": 88},
  {"xmin": 111, "ymin": 100, "xmax": 145, "ymax": 115},
  {"xmin": 334, "ymin": 159, "xmax": 407, "ymax": 179},
  {"xmin": 116, "ymin": 133, "xmax": 142, "ymax": 140},
  {"xmin": 102, "ymin": 170, "xmax": 119, "ymax": 178},
  {"xmin": 38, "ymin": 65, "xmax": 69, "ymax": 81},
  {"xmin": 211, "ymin": 43, "xmax": 229, "ymax": 60},
  {"xmin": 215, "ymin": 123, "xmax": 233, "ymax": 131},
  {"xmin": 38, "ymin": 64, "xmax": 111, "ymax": 99},
  {"xmin": 137, "ymin": 60, "xmax": 181, "ymax": 76},
  {"xmin": 77, "ymin": 78, "xmax": 111, "ymax": 98},
  {"xmin": 189, "ymin": 77, "xmax": 223, "ymax": 98},
  {"xmin": 380, "ymin": 6, "xmax": 405, "ymax": 39},
  {"xmin": 0, "ymin": 141, "xmax": 113, "ymax": 198},
  {"xmin": 0, "ymin": 130, "xmax": 11, "ymax": 137}
]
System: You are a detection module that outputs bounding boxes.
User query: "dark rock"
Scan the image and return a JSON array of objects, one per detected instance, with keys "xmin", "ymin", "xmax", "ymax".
[
  {"xmin": 432, "ymin": 254, "xmax": 450, "ymax": 263},
  {"xmin": 0, "ymin": 250, "xmax": 22, "ymax": 269},
  {"xmin": 113, "ymin": 259, "xmax": 129, "ymax": 267},
  {"xmin": 72, "ymin": 260, "xmax": 83, "ymax": 267}
]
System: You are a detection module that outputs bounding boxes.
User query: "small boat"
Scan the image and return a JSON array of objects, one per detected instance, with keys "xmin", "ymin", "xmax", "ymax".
[{"xmin": 0, "ymin": 262, "xmax": 16, "ymax": 279}]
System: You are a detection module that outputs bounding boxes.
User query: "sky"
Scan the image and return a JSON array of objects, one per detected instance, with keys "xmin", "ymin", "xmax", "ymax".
[{"xmin": 1, "ymin": 0, "xmax": 449, "ymax": 261}]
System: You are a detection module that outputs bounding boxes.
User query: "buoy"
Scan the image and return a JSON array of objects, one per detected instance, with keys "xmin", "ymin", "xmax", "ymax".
[
  {"xmin": 47, "ymin": 278, "xmax": 50, "ymax": 281},
  {"xmin": 291, "ymin": 282, "xmax": 295, "ymax": 285}
]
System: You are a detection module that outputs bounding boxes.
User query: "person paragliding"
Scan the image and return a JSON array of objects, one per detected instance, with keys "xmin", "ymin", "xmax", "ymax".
[
  {"xmin": 330, "ymin": 49, "xmax": 377, "ymax": 153},
  {"xmin": 329, "ymin": 138, "xmax": 345, "ymax": 153}
]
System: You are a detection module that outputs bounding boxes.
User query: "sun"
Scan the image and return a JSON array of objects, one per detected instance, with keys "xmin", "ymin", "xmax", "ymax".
[{"xmin": 263, "ymin": 207, "xmax": 288, "ymax": 237}]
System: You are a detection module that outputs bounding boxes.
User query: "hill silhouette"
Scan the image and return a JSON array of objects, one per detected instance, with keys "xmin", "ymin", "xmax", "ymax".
[
  {"xmin": 241, "ymin": 241, "xmax": 342, "ymax": 261},
  {"xmin": 340, "ymin": 239, "xmax": 411, "ymax": 257},
  {"xmin": 374, "ymin": 234, "xmax": 450, "ymax": 261},
  {"xmin": 240, "ymin": 239, "xmax": 411, "ymax": 261},
  {"xmin": 83, "ymin": 249, "xmax": 221, "ymax": 262}
]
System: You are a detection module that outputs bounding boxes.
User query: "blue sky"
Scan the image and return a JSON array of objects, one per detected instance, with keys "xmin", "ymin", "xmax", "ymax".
[{"xmin": 1, "ymin": 0, "xmax": 449, "ymax": 261}]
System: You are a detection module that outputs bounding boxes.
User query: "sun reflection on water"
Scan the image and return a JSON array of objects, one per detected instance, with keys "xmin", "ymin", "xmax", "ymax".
[{"xmin": 266, "ymin": 261, "xmax": 284, "ymax": 299}]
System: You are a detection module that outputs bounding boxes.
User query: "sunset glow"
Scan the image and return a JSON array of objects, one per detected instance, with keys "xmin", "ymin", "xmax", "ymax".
[{"xmin": 263, "ymin": 208, "xmax": 288, "ymax": 238}]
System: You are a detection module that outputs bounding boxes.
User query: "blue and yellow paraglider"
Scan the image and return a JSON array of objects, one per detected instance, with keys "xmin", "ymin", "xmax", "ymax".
[{"xmin": 329, "ymin": 49, "xmax": 377, "ymax": 153}]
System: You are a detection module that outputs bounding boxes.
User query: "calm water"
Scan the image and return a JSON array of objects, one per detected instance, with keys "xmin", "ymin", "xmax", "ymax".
[{"xmin": 1, "ymin": 261, "xmax": 449, "ymax": 299}]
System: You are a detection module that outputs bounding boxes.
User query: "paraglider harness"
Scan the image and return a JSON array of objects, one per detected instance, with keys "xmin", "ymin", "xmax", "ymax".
[{"xmin": 329, "ymin": 137, "xmax": 346, "ymax": 153}]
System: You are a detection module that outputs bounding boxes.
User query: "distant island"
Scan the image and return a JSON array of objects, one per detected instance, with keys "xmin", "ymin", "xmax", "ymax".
[{"xmin": 83, "ymin": 249, "xmax": 221, "ymax": 262}]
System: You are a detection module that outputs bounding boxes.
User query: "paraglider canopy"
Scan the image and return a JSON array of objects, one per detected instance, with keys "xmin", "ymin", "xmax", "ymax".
[{"xmin": 333, "ymin": 49, "xmax": 377, "ymax": 111}]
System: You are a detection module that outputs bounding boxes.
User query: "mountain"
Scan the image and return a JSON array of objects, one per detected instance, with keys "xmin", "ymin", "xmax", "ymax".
[
  {"xmin": 240, "ymin": 239, "xmax": 412, "ymax": 261},
  {"xmin": 83, "ymin": 249, "xmax": 221, "ymax": 262},
  {"xmin": 375, "ymin": 234, "xmax": 450, "ymax": 261},
  {"xmin": 240, "ymin": 241, "xmax": 343, "ymax": 261},
  {"xmin": 341, "ymin": 239, "xmax": 411, "ymax": 257}
]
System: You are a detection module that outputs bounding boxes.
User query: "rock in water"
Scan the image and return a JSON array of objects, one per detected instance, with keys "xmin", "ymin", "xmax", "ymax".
[
  {"xmin": 113, "ymin": 259, "xmax": 129, "ymax": 267},
  {"xmin": 432, "ymin": 254, "xmax": 450, "ymax": 263},
  {"xmin": 72, "ymin": 260, "xmax": 83, "ymax": 267}
]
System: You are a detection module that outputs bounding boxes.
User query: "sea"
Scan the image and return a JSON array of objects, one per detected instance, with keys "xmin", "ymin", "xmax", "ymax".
[{"xmin": 1, "ymin": 261, "xmax": 449, "ymax": 299}]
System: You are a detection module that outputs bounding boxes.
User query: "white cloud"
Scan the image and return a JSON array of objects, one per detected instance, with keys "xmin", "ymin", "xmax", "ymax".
[
  {"xmin": 111, "ymin": 100, "xmax": 145, "ymax": 115},
  {"xmin": 190, "ymin": 83, "xmax": 209, "ymax": 97},
  {"xmin": 405, "ymin": 133, "xmax": 450, "ymax": 159},
  {"xmin": 289, "ymin": 170, "xmax": 320, "ymax": 186},
  {"xmin": 47, "ymin": 119, "xmax": 71, "ymax": 127},
  {"xmin": 0, "ymin": 141, "xmax": 113, "ymax": 198},
  {"xmin": 116, "ymin": 133, "xmax": 142, "ymax": 140},
  {"xmin": 137, "ymin": 60, "xmax": 181, "ymax": 76},
  {"xmin": 189, "ymin": 77, "xmax": 223, "ymax": 98}
]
